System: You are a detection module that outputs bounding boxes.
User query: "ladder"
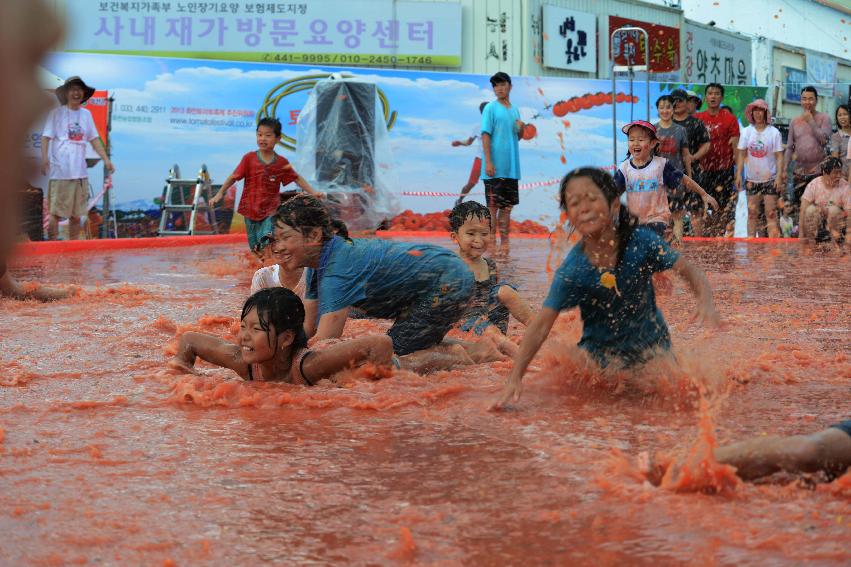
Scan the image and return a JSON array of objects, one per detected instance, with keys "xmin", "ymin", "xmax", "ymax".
[{"xmin": 157, "ymin": 164, "xmax": 222, "ymax": 236}]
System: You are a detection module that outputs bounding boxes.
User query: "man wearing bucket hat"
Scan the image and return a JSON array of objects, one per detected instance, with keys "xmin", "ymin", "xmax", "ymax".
[
  {"xmin": 735, "ymin": 99, "xmax": 785, "ymax": 237},
  {"xmin": 671, "ymin": 88, "xmax": 711, "ymax": 235},
  {"xmin": 40, "ymin": 76, "xmax": 115, "ymax": 241},
  {"xmin": 685, "ymin": 90, "xmax": 702, "ymax": 115}
]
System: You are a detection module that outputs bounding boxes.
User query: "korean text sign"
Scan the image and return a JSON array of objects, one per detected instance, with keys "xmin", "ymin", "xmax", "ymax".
[
  {"xmin": 542, "ymin": 5, "xmax": 596, "ymax": 73},
  {"xmin": 682, "ymin": 23, "xmax": 750, "ymax": 85},
  {"xmin": 63, "ymin": 1, "xmax": 462, "ymax": 67},
  {"xmin": 609, "ymin": 16, "xmax": 679, "ymax": 73}
]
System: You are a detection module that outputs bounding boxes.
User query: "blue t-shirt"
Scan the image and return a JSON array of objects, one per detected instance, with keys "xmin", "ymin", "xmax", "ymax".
[
  {"xmin": 481, "ymin": 101, "xmax": 521, "ymax": 180},
  {"xmin": 543, "ymin": 227, "xmax": 681, "ymax": 367},
  {"xmin": 305, "ymin": 236, "xmax": 472, "ymax": 317}
]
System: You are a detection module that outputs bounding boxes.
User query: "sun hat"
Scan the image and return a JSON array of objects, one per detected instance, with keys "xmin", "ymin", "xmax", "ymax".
[
  {"xmin": 622, "ymin": 120, "xmax": 657, "ymax": 137},
  {"xmin": 55, "ymin": 76, "xmax": 96, "ymax": 105},
  {"xmin": 744, "ymin": 99, "xmax": 771, "ymax": 125},
  {"xmin": 686, "ymin": 89, "xmax": 702, "ymax": 106}
]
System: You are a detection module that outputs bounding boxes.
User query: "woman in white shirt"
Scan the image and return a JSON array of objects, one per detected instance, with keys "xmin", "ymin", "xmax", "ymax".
[{"xmin": 735, "ymin": 99, "xmax": 784, "ymax": 237}]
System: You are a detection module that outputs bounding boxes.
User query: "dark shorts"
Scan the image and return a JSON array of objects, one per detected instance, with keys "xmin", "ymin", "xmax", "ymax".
[
  {"xmin": 459, "ymin": 282, "xmax": 513, "ymax": 335},
  {"xmin": 483, "ymin": 178, "xmax": 519, "ymax": 209},
  {"xmin": 745, "ymin": 180, "xmax": 779, "ymax": 197},
  {"xmin": 640, "ymin": 222, "xmax": 668, "ymax": 237},
  {"xmin": 387, "ymin": 268, "xmax": 474, "ymax": 356},
  {"xmin": 667, "ymin": 183, "xmax": 688, "ymax": 212},
  {"xmin": 700, "ymin": 168, "xmax": 737, "ymax": 229},
  {"xmin": 829, "ymin": 420, "xmax": 851, "ymax": 438}
]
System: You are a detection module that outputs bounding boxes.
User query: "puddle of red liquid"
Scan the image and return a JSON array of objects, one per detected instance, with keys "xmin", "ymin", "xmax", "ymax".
[{"xmin": 1, "ymin": 238, "xmax": 849, "ymax": 565}]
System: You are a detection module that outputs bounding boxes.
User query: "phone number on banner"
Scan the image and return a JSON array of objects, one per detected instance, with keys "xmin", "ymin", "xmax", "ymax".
[{"xmin": 261, "ymin": 52, "xmax": 456, "ymax": 66}]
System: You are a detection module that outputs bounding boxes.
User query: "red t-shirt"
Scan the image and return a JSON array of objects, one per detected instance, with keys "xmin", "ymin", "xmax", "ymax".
[
  {"xmin": 233, "ymin": 151, "xmax": 299, "ymax": 221},
  {"xmin": 695, "ymin": 109, "xmax": 740, "ymax": 171}
]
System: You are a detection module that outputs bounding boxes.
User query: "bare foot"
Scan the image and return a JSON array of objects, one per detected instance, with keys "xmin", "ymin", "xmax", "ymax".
[
  {"xmin": 463, "ymin": 336, "xmax": 507, "ymax": 364},
  {"xmin": 637, "ymin": 451, "xmax": 666, "ymax": 486}
]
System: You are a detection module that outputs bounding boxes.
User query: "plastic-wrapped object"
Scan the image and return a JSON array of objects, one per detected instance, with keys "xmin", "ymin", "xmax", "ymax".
[{"xmin": 295, "ymin": 74, "xmax": 399, "ymax": 230}]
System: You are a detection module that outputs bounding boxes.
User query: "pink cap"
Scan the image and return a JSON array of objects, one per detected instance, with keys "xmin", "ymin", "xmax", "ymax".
[{"xmin": 622, "ymin": 120, "xmax": 657, "ymax": 137}]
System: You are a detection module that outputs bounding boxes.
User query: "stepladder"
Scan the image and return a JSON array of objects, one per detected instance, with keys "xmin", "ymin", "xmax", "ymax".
[{"xmin": 157, "ymin": 165, "xmax": 222, "ymax": 236}]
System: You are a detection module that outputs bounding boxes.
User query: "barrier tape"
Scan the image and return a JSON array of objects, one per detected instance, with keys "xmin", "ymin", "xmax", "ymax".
[{"xmin": 401, "ymin": 177, "xmax": 562, "ymax": 198}]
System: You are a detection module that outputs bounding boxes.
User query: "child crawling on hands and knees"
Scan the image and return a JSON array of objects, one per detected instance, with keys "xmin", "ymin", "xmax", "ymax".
[
  {"xmin": 449, "ymin": 201, "xmax": 533, "ymax": 356},
  {"xmin": 492, "ymin": 167, "xmax": 720, "ymax": 409},
  {"xmin": 168, "ymin": 288, "xmax": 397, "ymax": 385}
]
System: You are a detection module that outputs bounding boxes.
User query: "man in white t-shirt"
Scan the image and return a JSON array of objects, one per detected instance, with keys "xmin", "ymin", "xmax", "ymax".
[{"xmin": 41, "ymin": 76, "xmax": 115, "ymax": 240}]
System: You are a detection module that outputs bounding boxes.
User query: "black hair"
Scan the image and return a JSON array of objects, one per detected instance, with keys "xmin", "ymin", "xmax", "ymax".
[
  {"xmin": 800, "ymin": 85, "xmax": 818, "ymax": 99},
  {"xmin": 273, "ymin": 194, "xmax": 334, "ymax": 241},
  {"xmin": 257, "ymin": 117, "xmax": 282, "ymax": 137},
  {"xmin": 241, "ymin": 287, "xmax": 308, "ymax": 351},
  {"xmin": 558, "ymin": 167, "xmax": 638, "ymax": 265},
  {"xmin": 705, "ymin": 83, "xmax": 725, "ymax": 97},
  {"xmin": 449, "ymin": 200, "xmax": 492, "ymax": 232},
  {"xmin": 623, "ymin": 124, "xmax": 658, "ymax": 159},
  {"xmin": 834, "ymin": 104, "xmax": 850, "ymax": 127},
  {"xmin": 329, "ymin": 218, "xmax": 349, "ymax": 239},
  {"xmin": 479, "ymin": 101, "xmax": 489, "ymax": 113},
  {"xmin": 655, "ymin": 95, "xmax": 673, "ymax": 108},
  {"xmin": 821, "ymin": 156, "xmax": 843, "ymax": 175},
  {"xmin": 490, "ymin": 72, "xmax": 511, "ymax": 86}
]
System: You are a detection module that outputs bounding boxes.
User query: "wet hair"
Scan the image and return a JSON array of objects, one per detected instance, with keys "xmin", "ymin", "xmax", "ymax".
[
  {"xmin": 834, "ymin": 104, "xmax": 850, "ymax": 127},
  {"xmin": 329, "ymin": 218, "xmax": 349, "ymax": 239},
  {"xmin": 821, "ymin": 156, "xmax": 843, "ymax": 175},
  {"xmin": 479, "ymin": 101, "xmax": 489, "ymax": 113},
  {"xmin": 800, "ymin": 86, "xmax": 818, "ymax": 99},
  {"xmin": 257, "ymin": 117, "xmax": 282, "ymax": 137},
  {"xmin": 655, "ymin": 95, "xmax": 673, "ymax": 108},
  {"xmin": 559, "ymin": 167, "xmax": 638, "ymax": 265},
  {"xmin": 273, "ymin": 194, "xmax": 334, "ymax": 241},
  {"xmin": 705, "ymin": 83, "xmax": 725, "ymax": 97},
  {"xmin": 241, "ymin": 287, "xmax": 308, "ymax": 351},
  {"xmin": 449, "ymin": 200, "xmax": 492, "ymax": 232},
  {"xmin": 490, "ymin": 72, "xmax": 511, "ymax": 86}
]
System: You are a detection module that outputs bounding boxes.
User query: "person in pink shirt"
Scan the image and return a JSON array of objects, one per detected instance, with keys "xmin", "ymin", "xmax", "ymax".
[
  {"xmin": 799, "ymin": 157, "xmax": 849, "ymax": 248},
  {"xmin": 785, "ymin": 86, "xmax": 833, "ymax": 209}
]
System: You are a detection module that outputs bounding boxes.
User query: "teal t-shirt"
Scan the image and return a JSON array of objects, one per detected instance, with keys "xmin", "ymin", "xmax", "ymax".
[
  {"xmin": 481, "ymin": 100, "xmax": 521, "ymax": 180},
  {"xmin": 543, "ymin": 227, "xmax": 681, "ymax": 367},
  {"xmin": 305, "ymin": 236, "xmax": 472, "ymax": 318}
]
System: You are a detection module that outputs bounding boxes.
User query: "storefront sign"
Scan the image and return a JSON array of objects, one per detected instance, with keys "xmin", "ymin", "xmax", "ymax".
[
  {"xmin": 609, "ymin": 16, "xmax": 679, "ymax": 73},
  {"xmin": 62, "ymin": 0, "xmax": 462, "ymax": 67},
  {"xmin": 682, "ymin": 23, "xmax": 750, "ymax": 85},
  {"xmin": 783, "ymin": 67, "xmax": 807, "ymax": 103},
  {"xmin": 542, "ymin": 5, "xmax": 596, "ymax": 73}
]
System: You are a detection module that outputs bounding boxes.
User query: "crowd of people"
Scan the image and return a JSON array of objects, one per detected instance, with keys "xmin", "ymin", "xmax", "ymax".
[{"xmin": 1, "ymin": 2, "xmax": 848, "ymax": 495}]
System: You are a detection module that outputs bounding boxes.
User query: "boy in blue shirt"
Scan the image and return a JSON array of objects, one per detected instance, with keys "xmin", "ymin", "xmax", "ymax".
[{"xmin": 482, "ymin": 72, "xmax": 524, "ymax": 252}]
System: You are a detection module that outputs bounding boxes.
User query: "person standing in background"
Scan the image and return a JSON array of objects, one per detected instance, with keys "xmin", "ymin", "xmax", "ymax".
[{"xmin": 785, "ymin": 86, "xmax": 832, "ymax": 212}]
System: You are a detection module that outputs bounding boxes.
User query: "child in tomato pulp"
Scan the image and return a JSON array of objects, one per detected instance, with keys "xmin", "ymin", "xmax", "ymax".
[
  {"xmin": 491, "ymin": 167, "xmax": 720, "ymax": 409},
  {"xmin": 616, "ymin": 120, "xmax": 716, "ymax": 238},
  {"xmin": 168, "ymin": 287, "xmax": 395, "ymax": 385},
  {"xmin": 449, "ymin": 201, "xmax": 533, "ymax": 356},
  {"xmin": 210, "ymin": 117, "xmax": 324, "ymax": 253}
]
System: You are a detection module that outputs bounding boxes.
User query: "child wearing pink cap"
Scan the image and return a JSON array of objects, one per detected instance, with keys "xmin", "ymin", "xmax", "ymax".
[{"xmin": 614, "ymin": 121, "xmax": 716, "ymax": 238}]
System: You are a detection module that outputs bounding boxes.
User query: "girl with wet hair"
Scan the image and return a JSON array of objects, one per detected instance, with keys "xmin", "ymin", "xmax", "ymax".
[
  {"xmin": 167, "ymin": 287, "xmax": 395, "ymax": 385},
  {"xmin": 270, "ymin": 194, "xmax": 504, "ymax": 369},
  {"xmin": 492, "ymin": 167, "xmax": 720, "ymax": 409}
]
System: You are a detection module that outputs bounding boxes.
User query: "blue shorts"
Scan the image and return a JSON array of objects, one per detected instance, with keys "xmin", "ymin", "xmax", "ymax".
[
  {"xmin": 245, "ymin": 216, "xmax": 274, "ymax": 252},
  {"xmin": 640, "ymin": 222, "xmax": 668, "ymax": 237},
  {"xmin": 387, "ymin": 267, "xmax": 474, "ymax": 356}
]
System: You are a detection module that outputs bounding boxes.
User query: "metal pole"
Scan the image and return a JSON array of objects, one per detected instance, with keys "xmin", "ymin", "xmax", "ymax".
[
  {"xmin": 610, "ymin": 26, "xmax": 651, "ymax": 170},
  {"xmin": 102, "ymin": 95, "xmax": 116, "ymax": 238}
]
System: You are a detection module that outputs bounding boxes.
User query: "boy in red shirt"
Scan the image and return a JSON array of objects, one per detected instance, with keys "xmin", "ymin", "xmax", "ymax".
[
  {"xmin": 211, "ymin": 118, "xmax": 323, "ymax": 252},
  {"xmin": 695, "ymin": 83, "xmax": 740, "ymax": 236}
]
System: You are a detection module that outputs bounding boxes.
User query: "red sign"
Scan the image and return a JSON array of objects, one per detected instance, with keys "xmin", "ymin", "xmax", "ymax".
[
  {"xmin": 609, "ymin": 16, "xmax": 679, "ymax": 73},
  {"xmin": 83, "ymin": 90, "xmax": 110, "ymax": 146}
]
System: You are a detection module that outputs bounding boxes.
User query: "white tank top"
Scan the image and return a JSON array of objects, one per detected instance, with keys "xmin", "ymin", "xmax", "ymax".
[{"xmin": 618, "ymin": 156, "xmax": 671, "ymax": 225}]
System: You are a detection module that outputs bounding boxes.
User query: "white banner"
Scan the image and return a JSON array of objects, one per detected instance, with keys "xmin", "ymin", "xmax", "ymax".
[
  {"xmin": 62, "ymin": 0, "xmax": 462, "ymax": 67},
  {"xmin": 805, "ymin": 51, "xmax": 838, "ymax": 96},
  {"xmin": 542, "ymin": 4, "xmax": 596, "ymax": 73},
  {"xmin": 682, "ymin": 22, "xmax": 751, "ymax": 85}
]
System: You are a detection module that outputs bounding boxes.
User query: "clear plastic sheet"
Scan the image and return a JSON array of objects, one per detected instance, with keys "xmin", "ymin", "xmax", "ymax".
[{"xmin": 295, "ymin": 74, "xmax": 399, "ymax": 230}]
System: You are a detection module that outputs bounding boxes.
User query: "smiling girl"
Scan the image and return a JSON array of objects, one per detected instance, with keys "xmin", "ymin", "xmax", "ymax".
[
  {"xmin": 491, "ymin": 167, "xmax": 720, "ymax": 409},
  {"xmin": 167, "ymin": 288, "xmax": 395, "ymax": 385}
]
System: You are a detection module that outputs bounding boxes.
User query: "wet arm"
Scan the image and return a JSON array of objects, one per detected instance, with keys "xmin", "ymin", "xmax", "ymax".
[
  {"xmin": 90, "ymin": 138, "xmax": 114, "ymax": 172},
  {"xmin": 301, "ymin": 335, "xmax": 394, "ymax": 382},
  {"xmin": 798, "ymin": 198, "xmax": 813, "ymax": 238},
  {"xmin": 303, "ymin": 299, "xmax": 318, "ymax": 338},
  {"xmin": 314, "ymin": 307, "xmax": 350, "ymax": 341},
  {"xmin": 784, "ymin": 122, "xmax": 796, "ymax": 165},
  {"xmin": 295, "ymin": 175, "xmax": 323, "ymax": 198},
  {"xmin": 497, "ymin": 285, "xmax": 534, "ymax": 326},
  {"xmin": 210, "ymin": 174, "xmax": 236, "ymax": 204},
  {"xmin": 692, "ymin": 141, "xmax": 711, "ymax": 162},
  {"xmin": 168, "ymin": 331, "xmax": 247, "ymax": 378},
  {"xmin": 491, "ymin": 307, "xmax": 559, "ymax": 409},
  {"xmin": 671, "ymin": 257, "xmax": 719, "ymax": 328},
  {"xmin": 774, "ymin": 151, "xmax": 785, "ymax": 190},
  {"xmin": 0, "ymin": 272, "xmax": 77, "ymax": 301},
  {"xmin": 482, "ymin": 133, "xmax": 494, "ymax": 173}
]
